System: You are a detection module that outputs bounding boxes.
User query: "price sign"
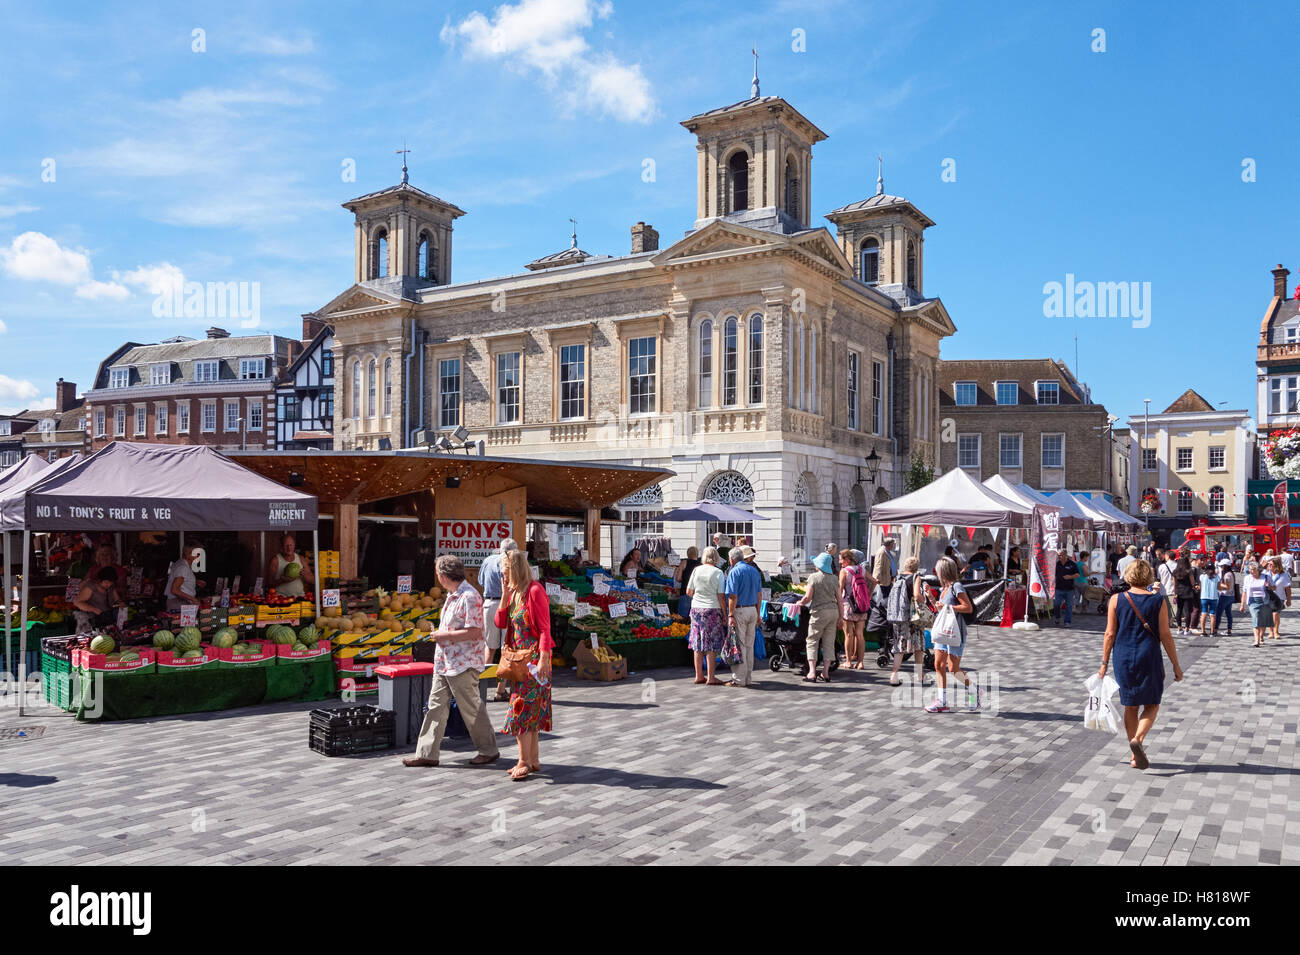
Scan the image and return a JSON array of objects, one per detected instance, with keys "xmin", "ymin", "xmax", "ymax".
[
  {"xmin": 397, "ymin": 575, "xmax": 412, "ymax": 594},
  {"xmin": 253, "ymin": 577, "xmax": 264, "ymax": 597},
  {"xmin": 531, "ymin": 565, "xmax": 540, "ymax": 581},
  {"xmin": 594, "ymin": 579, "xmax": 610, "ymax": 596},
  {"xmin": 761, "ymin": 588, "xmax": 772, "ymax": 603},
  {"xmin": 214, "ymin": 577, "xmax": 227, "ymax": 598},
  {"xmin": 64, "ymin": 577, "xmax": 83, "ymax": 602},
  {"xmin": 574, "ymin": 602, "xmax": 594, "ymax": 619},
  {"xmin": 590, "ymin": 634, "xmax": 599, "ymax": 650},
  {"xmin": 558, "ymin": 588, "xmax": 577, "ymax": 607},
  {"xmin": 608, "ymin": 602, "xmax": 628, "ymax": 619},
  {"xmin": 116, "ymin": 607, "xmax": 128, "ymax": 630},
  {"xmin": 322, "ymin": 589, "xmax": 341, "ymax": 608},
  {"xmin": 652, "ymin": 603, "xmax": 668, "ymax": 617},
  {"xmin": 231, "ymin": 576, "xmax": 241, "ymax": 596},
  {"xmin": 128, "ymin": 566, "xmax": 144, "ymax": 597},
  {"xmin": 667, "ymin": 553, "xmax": 681, "ymax": 566},
  {"xmin": 179, "ymin": 605, "xmax": 198, "ymax": 627},
  {"xmin": 220, "ymin": 589, "xmax": 231, "ymax": 609},
  {"xmin": 545, "ymin": 582, "xmax": 561, "ymax": 597}
]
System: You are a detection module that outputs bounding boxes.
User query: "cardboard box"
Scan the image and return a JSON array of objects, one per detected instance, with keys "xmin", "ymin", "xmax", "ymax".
[
  {"xmin": 276, "ymin": 638, "xmax": 331, "ymax": 662},
  {"xmin": 216, "ymin": 640, "xmax": 277, "ymax": 668},
  {"xmin": 573, "ymin": 643, "xmax": 627, "ymax": 682},
  {"xmin": 75, "ymin": 647, "xmax": 156, "ymax": 673},
  {"xmin": 156, "ymin": 646, "xmax": 220, "ymax": 669},
  {"xmin": 226, "ymin": 613, "xmax": 255, "ymax": 627}
]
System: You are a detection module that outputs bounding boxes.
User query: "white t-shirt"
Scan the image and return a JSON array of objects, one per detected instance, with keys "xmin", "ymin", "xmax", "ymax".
[
  {"xmin": 166, "ymin": 559, "xmax": 196, "ymax": 611},
  {"xmin": 1117, "ymin": 555, "xmax": 1136, "ymax": 577},
  {"xmin": 686, "ymin": 564, "xmax": 724, "ymax": 611},
  {"xmin": 1283, "ymin": 553, "xmax": 1294, "ymax": 574},
  {"xmin": 1269, "ymin": 571, "xmax": 1292, "ymax": 601}
]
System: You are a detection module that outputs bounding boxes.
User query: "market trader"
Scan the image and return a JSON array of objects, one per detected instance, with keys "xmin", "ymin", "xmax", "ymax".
[
  {"xmin": 268, "ymin": 533, "xmax": 314, "ymax": 598},
  {"xmin": 722, "ymin": 545, "xmax": 763, "ymax": 688},
  {"xmin": 73, "ymin": 567, "xmax": 125, "ymax": 633}
]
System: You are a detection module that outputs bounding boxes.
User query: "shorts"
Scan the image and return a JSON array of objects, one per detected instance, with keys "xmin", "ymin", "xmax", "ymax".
[
  {"xmin": 1200, "ymin": 598, "xmax": 1218, "ymax": 616},
  {"xmin": 483, "ymin": 598, "xmax": 503, "ymax": 650},
  {"xmin": 932, "ymin": 636, "xmax": 965, "ymax": 658}
]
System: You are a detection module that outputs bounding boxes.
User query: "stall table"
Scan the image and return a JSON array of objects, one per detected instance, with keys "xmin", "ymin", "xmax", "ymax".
[{"xmin": 1001, "ymin": 587, "xmax": 1028, "ymax": 627}]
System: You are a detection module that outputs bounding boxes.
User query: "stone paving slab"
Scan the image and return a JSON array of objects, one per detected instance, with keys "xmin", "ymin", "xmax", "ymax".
[{"xmin": 0, "ymin": 609, "xmax": 1296, "ymax": 865}]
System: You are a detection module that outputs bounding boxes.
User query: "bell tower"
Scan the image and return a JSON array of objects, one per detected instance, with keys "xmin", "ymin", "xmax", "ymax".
[
  {"xmin": 681, "ymin": 87, "xmax": 827, "ymax": 234},
  {"xmin": 825, "ymin": 159, "xmax": 935, "ymax": 299},
  {"xmin": 341, "ymin": 153, "xmax": 466, "ymax": 287}
]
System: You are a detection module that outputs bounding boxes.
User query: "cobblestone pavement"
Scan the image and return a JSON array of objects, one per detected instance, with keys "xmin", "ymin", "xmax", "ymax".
[{"xmin": 1, "ymin": 606, "xmax": 1296, "ymax": 865}]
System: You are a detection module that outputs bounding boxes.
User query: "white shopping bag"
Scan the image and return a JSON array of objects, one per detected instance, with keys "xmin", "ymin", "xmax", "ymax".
[
  {"xmin": 931, "ymin": 604, "xmax": 961, "ymax": 643},
  {"xmin": 1083, "ymin": 672, "xmax": 1121, "ymax": 733}
]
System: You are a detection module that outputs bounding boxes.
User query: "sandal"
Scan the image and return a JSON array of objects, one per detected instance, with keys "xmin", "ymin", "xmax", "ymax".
[
  {"xmin": 509, "ymin": 767, "xmax": 532, "ymax": 781},
  {"xmin": 802, "ymin": 676, "xmax": 817, "ymax": 683},
  {"xmin": 1129, "ymin": 740, "xmax": 1149, "ymax": 770},
  {"xmin": 706, "ymin": 678, "xmax": 724, "ymax": 685},
  {"xmin": 815, "ymin": 674, "xmax": 829, "ymax": 683}
]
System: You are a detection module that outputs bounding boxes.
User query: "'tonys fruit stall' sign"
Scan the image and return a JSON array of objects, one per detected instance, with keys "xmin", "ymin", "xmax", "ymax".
[{"xmin": 435, "ymin": 520, "xmax": 512, "ymax": 567}]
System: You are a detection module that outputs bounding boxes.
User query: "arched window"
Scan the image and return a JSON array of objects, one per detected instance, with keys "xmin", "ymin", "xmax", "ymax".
[
  {"xmin": 1209, "ymin": 486, "xmax": 1225, "ymax": 514},
  {"xmin": 351, "ymin": 362, "xmax": 361, "ymax": 419},
  {"xmin": 906, "ymin": 239, "xmax": 917, "ymax": 290},
  {"xmin": 382, "ymin": 357, "xmax": 392, "ymax": 417},
  {"xmin": 418, "ymin": 233, "xmax": 437, "ymax": 282},
  {"xmin": 748, "ymin": 314, "xmax": 763, "ymax": 404},
  {"xmin": 809, "ymin": 325, "xmax": 818, "ymax": 413},
  {"xmin": 796, "ymin": 321, "xmax": 805, "ymax": 411},
  {"xmin": 703, "ymin": 470, "xmax": 755, "ymax": 547},
  {"xmin": 698, "ymin": 320, "xmax": 713, "ymax": 408},
  {"xmin": 727, "ymin": 151, "xmax": 749, "ymax": 214},
  {"xmin": 787, "ymin": 317, "xmax": 796, "ymax": 408},
  {"xmin": 723, "ymin": 317, "xmax": 738, "ymax": 406},
  {"xmin": 859, "ymin": 237, "xmax": 880, "ymax": 284},
  {"xmin": 784, "ymin": 156, "xmax": 799, "ymax": 220},
  {"xmin": 367, "ymin": 359, "xmax": 377, "ymax": 418},
  {"xmin": 616, "ymin": 484, "xmax": 665, "ymax": 553},
  {"xmin": 793, "ymin": 475, "xmax": 811, "ymax": 565},
  {"xmin": 372, "ymin": 229, "xmax": 389, "ymax": 280}
]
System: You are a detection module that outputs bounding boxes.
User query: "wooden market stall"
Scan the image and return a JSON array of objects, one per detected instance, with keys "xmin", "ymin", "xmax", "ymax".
[{"xmin": 229, "ymin": 451, "xmax": 672, "ymax": 580}]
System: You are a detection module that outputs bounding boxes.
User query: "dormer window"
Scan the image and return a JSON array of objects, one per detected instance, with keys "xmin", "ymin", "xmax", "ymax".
[
  {"xmin": 150, "ymin": 363, "xmax": 170, "ymax": 386},
  {"xmin": 194, "ymin": 360, "xmax": 220, "ymax": 383},
  {"xmin": 859, "ymin": 238, "xmax": 880, "ymax": 284},
  {"xmin": 1036, "ymin": 380, "xmax": 1060, "ymax": 405},
  {"xmin": 727, "ymin": 151, "xmax": 749, "ymax": 214},
  {"xmin": 109, "ymin": 368, "xmax": 130, "ymax": 389},
  {"xmin": 239, "ymin": 358, "xmax": 266, "ymax": 380},
  {"xmin": 38, "ymin": 418, "xmax": 54, "ymax": 433}
]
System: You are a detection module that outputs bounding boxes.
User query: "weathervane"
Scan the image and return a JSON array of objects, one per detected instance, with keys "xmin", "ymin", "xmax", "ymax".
[
  {"xmin": 751, "ymin": 46, "xmax": 760, "ymax": 98},
  {"xmin": 569, "ymin": 217, "xmax": 578, "ymax": 249},
  {"xmin": 396, "ymin": 142, "xmax": 411, "ymax": 184},
  {"xmin": 876, "ymin": 154, "xmax": 884, "ymax": 196}
]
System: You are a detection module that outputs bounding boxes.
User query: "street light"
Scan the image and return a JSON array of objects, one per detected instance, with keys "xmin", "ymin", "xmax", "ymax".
[{"xmin": 857, "ymin": 447, "xmax": 881, "ymax": 485}]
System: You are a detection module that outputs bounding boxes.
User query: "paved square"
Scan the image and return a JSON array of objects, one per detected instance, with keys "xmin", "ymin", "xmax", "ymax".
[{"xmin": 2, "ymin": 609, "xmax": 1296, "ymax": 865}]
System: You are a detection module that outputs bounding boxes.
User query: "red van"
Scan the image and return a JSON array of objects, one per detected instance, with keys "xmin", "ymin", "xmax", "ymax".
[{"xmin": 1182, "ymin": 525, "xmax": 1286, "ymax": 557}]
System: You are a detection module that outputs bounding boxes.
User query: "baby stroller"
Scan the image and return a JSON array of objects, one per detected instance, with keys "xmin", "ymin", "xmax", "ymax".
[
  {"xmin": 874, "ymin": 577, "xmax": 937, "ymax": 672},
  {"xmin": 761, "ymin": 592, "xmax": 838, "ymax": 675}
]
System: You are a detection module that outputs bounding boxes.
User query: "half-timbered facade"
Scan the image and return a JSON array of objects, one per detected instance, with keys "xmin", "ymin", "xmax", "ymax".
[{"xmin": 275, "ymin": 318, "xmax": 335, "ymax": 450}]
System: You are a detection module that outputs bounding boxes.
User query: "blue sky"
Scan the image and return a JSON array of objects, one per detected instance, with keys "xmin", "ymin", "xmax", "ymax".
[{"xmin": 0, "ymin": 0, "xmax": 1294, "ymax": 422}]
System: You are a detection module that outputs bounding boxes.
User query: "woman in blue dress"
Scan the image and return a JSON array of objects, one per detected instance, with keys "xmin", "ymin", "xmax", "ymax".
[{"xmin": 1099, "ymin": 559, "xmax": 1184, "ymax": 769}]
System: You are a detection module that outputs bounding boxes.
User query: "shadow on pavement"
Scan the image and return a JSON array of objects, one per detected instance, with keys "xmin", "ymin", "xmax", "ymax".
[
  {"xmin": 1148, "ymin": 762, "xmax": 1300, "ymax": 776},
  {"xmin": 0, "ymin": 773, "xmax": 58, "ymax": 787},
  {"xmin": 540, "ymin": 764, "xmax": 726, "ymax": 790},
  {"xmin": 554, "ymin": 699, "xmax": 656, "ymax": 710}
]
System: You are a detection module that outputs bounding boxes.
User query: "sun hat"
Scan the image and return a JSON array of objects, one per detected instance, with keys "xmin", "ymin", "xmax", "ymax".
[{"xmin": 812, "ymin": 552, "xmax": 834, "ymax": 574}]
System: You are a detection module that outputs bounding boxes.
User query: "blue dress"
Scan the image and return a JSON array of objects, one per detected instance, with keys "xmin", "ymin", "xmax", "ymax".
[{"xmin": 1112, "ymin": 591, "xmax": 1166, "ymax": 706}]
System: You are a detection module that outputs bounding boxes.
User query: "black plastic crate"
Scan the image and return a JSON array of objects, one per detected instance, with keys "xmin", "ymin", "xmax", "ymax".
[{"xmin": 308, "ymin": 705, "xmax": 395, "ymax": 757}]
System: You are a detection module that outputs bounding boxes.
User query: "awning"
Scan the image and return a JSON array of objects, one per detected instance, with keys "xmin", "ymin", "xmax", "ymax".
[
  {"xmin": 871, "ymin": 467, "xmax": 1032, "ymax": 528},
  {"xmin": 0, "ymin": 453, "xmax": 80, "ymax": 532}
]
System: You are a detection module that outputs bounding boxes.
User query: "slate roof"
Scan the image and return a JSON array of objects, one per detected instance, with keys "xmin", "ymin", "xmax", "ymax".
[
  {"xmin": 1163, "ymin": 389, "xmax": 1216, "ymax": 414},
  {"xmin": 341, "ymin": 181, "xmax": 466, "ymax": 217}
]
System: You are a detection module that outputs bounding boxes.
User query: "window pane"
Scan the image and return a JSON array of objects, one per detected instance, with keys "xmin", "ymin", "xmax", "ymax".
[
  {"xmin": 1036, "ymin": 381, "xmax": 1059, "ymax": 404},
  {"xmin": 955, "ymin": 382, "xmax": 977, "ymax": 406},
  {"xmin": 996, "ymin": 382, "xmax": 1017, "ymax": 405},
  {"xmin": 628, "ymin": 337, "xmax": 656, "ymax": 415},
  {"xmin": 872, "ymin": 360, "xmax": 883, "ymax": 434},
  {"xmin": 496, "ymin": 352, "xmax": 521, "ymax": 424},
  {"xmin": 748, "ymin": 316, "xmax": 763, "ymax": 404},
  {"xmin": 1042, "ymin": 434, "xmax": 1064, "ymax": 468},
  {"xmin": 723, "ymin": 319, "xmax": 738, "ymax": 406},
  {"xmin": 698, "ymin": 321, "xmax": 712, "ymax": 408},
  {"xmin": 847, "ymin": 354, "xmax": 859, "ymax": 430},
  {"xmin": 560, "ymin": 344, "xmax": 585, "ymax": 420},
  {"xmin": 439, "ymin": 358, "xmax": 461, "ymax": 429},
  {"xmin": 958, "ymin": 435, "xmax": 980, "ymax": 468},
  {"xmin": 999, "ymin": 434, "xmax": 1021, "ymax": 468}
]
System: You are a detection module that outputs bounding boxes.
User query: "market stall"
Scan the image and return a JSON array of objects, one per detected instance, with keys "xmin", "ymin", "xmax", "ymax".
[{"xmin": 17, "ymin": 442, "xmax": 327, "ymax": 719}]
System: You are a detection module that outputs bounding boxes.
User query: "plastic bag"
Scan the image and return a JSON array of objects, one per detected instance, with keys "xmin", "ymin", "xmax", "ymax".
[
  {"xmin": 1083, "ymin": 672, "xmax": 1121, "ymax": 733},
  {"xmin": 931, "ymin": 604, "xmax": 961, "ymax": 643},
  {"xmin": 720, "ymin": 625, "xmax": 743, "ymax": 666}
]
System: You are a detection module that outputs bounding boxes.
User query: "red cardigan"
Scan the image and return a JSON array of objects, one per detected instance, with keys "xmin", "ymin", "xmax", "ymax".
[{"xmin": 494, "ymin": 581, "xmax": 554, "ymax": 653}]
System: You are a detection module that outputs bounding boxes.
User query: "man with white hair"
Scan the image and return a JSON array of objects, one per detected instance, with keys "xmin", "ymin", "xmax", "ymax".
[
  {"xmin": 1117, "ymin": 544, "xmax": 1139, "ymax": 578},
  {"xmin": 479, "ymin": 537, "xmax": 518, "ymax": 702}
]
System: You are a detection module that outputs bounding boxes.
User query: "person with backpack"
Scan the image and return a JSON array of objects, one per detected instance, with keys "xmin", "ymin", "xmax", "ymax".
[
  {"xmin": 886, "ymin": 555, "xmax": 927, "ymax": 687},
  {"xmin": 838, "ymin": 549, "xmax": 877, "ymax": 669},
  {"xmin": 924, "ymin": 556, "xmax": 979, "ymax": 712}
]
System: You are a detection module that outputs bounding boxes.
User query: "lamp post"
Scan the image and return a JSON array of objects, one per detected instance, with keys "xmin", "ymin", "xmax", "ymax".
[
  {"xmin": 1143, "ymin": 399, "xmax": 1151, "ymax": 541},
  {"xmin": 857, "ymin": 447, "xmax": 881, "ymax": 485}
]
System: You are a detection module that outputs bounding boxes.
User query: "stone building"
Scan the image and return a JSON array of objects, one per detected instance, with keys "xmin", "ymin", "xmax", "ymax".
[
  {"xmin": 314, "ymin": 91, "xmax": 955, "ymax": 564},
  {"xmin": 937, "ymin": 358, "xmax": 1114, "ymax": 498},
  {"xmin": 1256, "ymin": 263, "xmax": 1300, "ymax": 456},
  {"xmin": 0, "ymin": 379, "xmax": 87, "ymax": 469}
]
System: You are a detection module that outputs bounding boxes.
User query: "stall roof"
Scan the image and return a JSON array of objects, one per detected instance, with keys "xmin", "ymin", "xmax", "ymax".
[
  {"xmin": 1079, "ymin": 494, "xmax": 1143, "ymax": 528},
  {"xmin": 23, "ymin": 442, "xmax": 317, "ymax": 531},
  {"xmin": 0, "ymin": 454, "xmax": 80, "ymax": 532},
  {"xmin": 1046, "ymin": 489, "xmax": 1102, "ymax": 529},
  {"xmin": 0, "ymin": 455, "xmax": 49, "ymax": 495},
  {"xmin": 870, "ymin": 467, "xmax": 1033, "ymax": 528},
  {"xmin": 228, "ymin": 451, "xmax": 673, "ymax": 517}
]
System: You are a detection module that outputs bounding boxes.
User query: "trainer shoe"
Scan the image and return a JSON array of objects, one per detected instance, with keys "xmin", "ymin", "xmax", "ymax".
[{"xmin": 924, "ymin": 699, "xmax": 950, "ymax": 713}]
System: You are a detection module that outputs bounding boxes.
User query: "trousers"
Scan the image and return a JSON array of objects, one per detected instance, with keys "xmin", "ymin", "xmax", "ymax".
[
  {"xmin": 731, "ymin": 605, "xmax": 758, "ymax": 686},
  {"xmin": 414, "ymin": 668, "xmax": 500, "ymax": 762}
]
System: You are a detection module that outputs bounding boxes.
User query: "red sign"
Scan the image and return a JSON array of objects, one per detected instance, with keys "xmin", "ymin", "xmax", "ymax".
[
  {"xmin": 1273, "ymin": 482, "xmax": 1289, "ymax": 557},
  {"xmin": 434, "ymin": 519, "xmax": 513, "ymax": 567}
]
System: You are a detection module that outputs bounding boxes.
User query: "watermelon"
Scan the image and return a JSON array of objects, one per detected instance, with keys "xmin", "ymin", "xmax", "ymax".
[
  {"xmin": 152, "ymin": 629, "xmax": 175, "ymax": 649},
  {"xmin": 175, "ymin": 627, "xmax": 202, "ymax": 651},
  {"xmin": 232, "ymin": 643, "xmax": 249, "ymax": 655},
  {"xmin": 269, "ymin": 625, "xmax": 296, "ymax": 645},
  {"xmin": 120, "ymin": 651, "xmax": 139, "ymax": 663},
  {"xmin": 284, "ymin": 562, "xmax": 301, "ymax": 579},
  {"xmin": 297, "ymin": 624, "xmax": 318, "ymax": 643},
  {"xmin": 212, "ymin": 627, "xmax": 238, "ymax": 648},
  {"xmin": 89, "ymin": 634, "xmax": 115, "ymax": 655},
  {"xmin": 180, "ymin": 649, "xmax": 203, "ymax": 660}
]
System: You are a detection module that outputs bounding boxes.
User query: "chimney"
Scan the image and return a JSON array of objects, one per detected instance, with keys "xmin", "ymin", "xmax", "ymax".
[
  {"xmin": 54, "ymin": 378, "xmax": 77, "ymax": 414},
  {"xmin": 206, "ymin": 326, "xmax": 231, "ymax": 340},
  {"xmin": 302, "ymin": 314, "xmax": 326, "ymax": 342},
  {"xmin": 631, "ymin": 222, "xmax": 659, "ymax": 254},
  {"xmin": 1273, "ymin": 264, "xmax": 1290, "ymax": 300}
]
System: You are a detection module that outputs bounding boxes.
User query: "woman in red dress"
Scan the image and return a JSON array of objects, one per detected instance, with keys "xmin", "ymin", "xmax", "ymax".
[{"xmin": 494, "ymin": 549, "xmax": 554, "ymax": 781}]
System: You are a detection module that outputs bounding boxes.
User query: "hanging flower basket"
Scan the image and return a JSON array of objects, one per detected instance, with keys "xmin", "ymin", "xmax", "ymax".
[
  {"xmin": 1139, "ymin": 490, "xmax": 1161, "ymax": 514},
  {"xmin": 1262, "ymin": 428, "xmax": 1300, "ymax": 480}
]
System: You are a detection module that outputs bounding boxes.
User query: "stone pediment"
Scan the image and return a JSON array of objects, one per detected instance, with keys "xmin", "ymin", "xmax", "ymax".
[
  {"xmin": 654, "ymin": 220, "xmax": 851, "ymax": 278},
  {"xmin": 315, "ymin": 285, "xmax": 401, "ymax": 317}
]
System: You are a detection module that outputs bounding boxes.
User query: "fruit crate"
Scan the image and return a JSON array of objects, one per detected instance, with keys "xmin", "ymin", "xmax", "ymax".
[
  {"xmin": 308, "ymin": 704, "xmax": 395, "ymax": 756},
  {"xmin": 40, "ymin": 651, "xmax": 73, "ymax": 710},
  {"xmin": 4, "ymin": 623, "xmax": 45, "ymax": 678}
]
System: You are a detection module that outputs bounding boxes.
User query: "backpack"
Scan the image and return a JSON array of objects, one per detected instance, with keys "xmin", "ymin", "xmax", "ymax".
[
  {"xmin": 886, "ymin": 573, "xmax": 913, "ymax": 623},
  {"xmin": 848, "ymin": 565, "xmax": 873, "ymax": 615}
]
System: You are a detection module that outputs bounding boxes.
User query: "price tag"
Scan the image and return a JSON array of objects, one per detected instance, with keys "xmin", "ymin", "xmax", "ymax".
[
  {"xmin": 65, "ymin": 577, "xmax": 83, "ymax": 602},
  {"xmin": 531, "ymin": 565, "xmax": 540, "ymax": 581},
  {"xmin": 594, "ymin": 579, "xmax": 610, "ymax": 596},
  {"xmin": 397, "ymin": 575, "xmax": 412, "ymax": 594},
  {"xmin": 253, "ymin": 577, "xmax": 264, "ymax": 597},
  {"xmin": 322, "ymin": 589, "xmax": 341, "ymax": 608},
  {"xmin": 220, "ymin": 588, "xmax": 231, "ymax": 609},
  {"xmin": 231, "ymin": 576, "xmax": 241, "ymax": 596},
  {"xmin": 558, "ymin": 588, "xmax": 577, "ymax": 607},
  {"xmin": 116, "ymin": 607, "xmax": 128, "ymax": 630},
  {"xmin": 214, "ymin": 577, "xmax": 227, "ymax": 597},
  {"xmin": 667, "ymin": 553, "xmax": 681, "ymax": 566},
  {"xmin": 179, "ymin": 605, "xmax": 198, "ymax": 627},
  {"xmin": 545, "ymin": 582, "xmax": 561, "ymax": 597},
  {"xmin": 574, "ymin": 603, "xmax": 593, "ymax": 619},
  {"xmin": 128, "ymin": 566, "xmax": 144, "ymax": 597},
  {"xmin": 761, "ymin": 588, "xmax": 772, "ymax": 603},
  {"xmin": 590, "ymin": 634, "xmax": 599, "ymax": 650},
  {"xmin": 652, "ymin": 603, "xmax": 668, "ymax": 617},
  {"xmin": 608, "ymin": 602, "xmax": 627, "ymax": 619}
]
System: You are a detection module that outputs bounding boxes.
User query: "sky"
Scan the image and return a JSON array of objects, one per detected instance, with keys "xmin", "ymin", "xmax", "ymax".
[{"xmin": 0, "ymin": 0, "xmax": 1295, "ymax": 420}]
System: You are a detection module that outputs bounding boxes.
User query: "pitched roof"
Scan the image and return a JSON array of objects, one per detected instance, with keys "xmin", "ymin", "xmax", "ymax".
[
  {"xmin": 341, "ymin": 181, "xmax": 466, "ymax": 217},
  {"xmin": 825, "ymin": 191, "xmax": 935, "ymax": 228},
  {"xmin": 114, "ymin": 335, "xmax": 281, "ymax": 365},
  {"xmin": 1162, "ymin": 389, "xmax": 1215, "ymax": 414}
]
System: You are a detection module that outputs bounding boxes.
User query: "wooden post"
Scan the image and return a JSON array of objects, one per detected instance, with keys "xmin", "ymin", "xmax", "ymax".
[
  {"xmin": 585, "ymin": 507, "xmax": 601, "ymax": 567},
  {"xmin": 340, "ymin": 502, "xmax": 359, "ymax": 580}
]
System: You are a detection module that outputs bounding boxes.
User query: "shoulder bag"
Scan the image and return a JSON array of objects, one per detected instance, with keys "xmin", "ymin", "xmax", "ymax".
[
  {"xmin": 1122, "ymin": 591, "xmax": 1157, "ymax": 636},
  {"xmin": 496, "ymin": 587, "xmax": 538, "ymax": 682}
]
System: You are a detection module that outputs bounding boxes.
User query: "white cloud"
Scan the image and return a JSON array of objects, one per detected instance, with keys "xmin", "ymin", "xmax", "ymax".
[
  {"xmin": 0, "ymin": 319, "xmax": 7, "ymax": 333},
  {"xmin": 0, "ymin": 231, "xmax": 129, "ymax": 298},
  {"xmin": 74, "ymin": 279, "xmax": 131, "ymax": 301},
  {"xmin": 0, "ymin": 374, "xmax": 48, "ymax": 415},
  {"xmin": 0, "ymin": 204, "xmax": 38, "ymax": 219},
  {"xmin": 113, "ymin": 262, "xmax": 186, "ymax": 297},
  {"xmin": 442, "ymin": 0, "xmax": 654, "ymax": 122},
  {"xmin": 241, "ymin": 32, "xmax": 316, "ymax": 56}
]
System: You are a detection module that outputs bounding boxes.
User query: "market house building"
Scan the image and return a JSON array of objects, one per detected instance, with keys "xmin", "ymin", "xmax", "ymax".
[
  {"xmin": 1126, "ymin": 389, "xmax": 1254, "ymax": 537},
  {"xmin": 938, "ymin": 358, "xmax": 1114, "ymax": 498},
  {"xmin": 312, "ymin": 90, "xmax": 954, "ymax": 564},
  {"xmin": 84, "ymin": 328, "xmax": 300, "ymax": 453}
]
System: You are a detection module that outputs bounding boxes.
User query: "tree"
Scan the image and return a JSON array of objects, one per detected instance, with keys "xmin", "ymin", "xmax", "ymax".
[{"xmin": 903, "ymin": 451, "xmax": 934, "ymax": 494}]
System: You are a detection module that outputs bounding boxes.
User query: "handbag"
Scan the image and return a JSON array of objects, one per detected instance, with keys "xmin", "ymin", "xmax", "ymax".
[
  {"xmin": 496, "ymin": 594, "xmax": 536, "ymax": 683},
  {"xmin": 1083, "ymin": 672, "xmax": 1121, "ymax": 733}
]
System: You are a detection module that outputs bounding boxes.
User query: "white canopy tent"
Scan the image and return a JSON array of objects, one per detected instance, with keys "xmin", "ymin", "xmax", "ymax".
[
  {"xmin": 1070, "ymin": 493, "xmax": 1120, "ymax": 532},
  {"xmin": 1080, "ymin": 494, "xmax": 1144, "ymax": 528}
]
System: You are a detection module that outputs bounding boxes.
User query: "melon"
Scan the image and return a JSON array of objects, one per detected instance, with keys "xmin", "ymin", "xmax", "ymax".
[
  {"xmin": 284, "ymin": 562, "xmax": 301, "ymax": 579},
  {"xmin": 297, "ymin": 624, "xmax": 318, "ymax": 643},
  {"xmin": 180, "ymin": 649, "xmax": 203, "ymax": 659},
  {"xmin": 212, "ymin": 627, "xmax": 238, "ymax": 648},
  {"xmin": 292, "ymin": 643, "xmax": 310, "ymax": 653},
  {"xmin": 231, "ymin": 643, "xmax": 249, "ymax": 655},
  {"xmin": 269, "ymin": 625, "xmax": 296, "ymax": 645},
  {"xmin": 152, "ymin": 629, "xmax": 175, "ymax": 649},
  {"xmin": 176, "ymin": 627, "xmax": 202, "ymax": 651},
  {"xmin": 89, "ymin": 634, "xmax": 115, "ymax": 655},
  {"xmin": 119, "ymin": 651, "xmax": 139, "ymax": 663}
]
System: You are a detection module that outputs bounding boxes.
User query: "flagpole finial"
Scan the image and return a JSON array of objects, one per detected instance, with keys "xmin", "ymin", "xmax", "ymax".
[
  {"xmin": 876, "ymin": 154, "xmax": 884, "ymax": 196},
  {"xmin": 396, "ymin": 142, "xmax": 411, "ymax": 183},
  {"xmin": 751, "ymin": 46, "xmax": 760, "ymax": 98},
  {"xmin": 569, "ymin": 217, "xmax": 577, "ymax": 249}
]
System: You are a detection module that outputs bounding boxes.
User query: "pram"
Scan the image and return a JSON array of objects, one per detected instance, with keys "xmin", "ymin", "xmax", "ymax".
[
  {"xmin": 761, "ymin": 592, "xmax": 838, "ymax": 675},
  {"xmin": 874, "ymin": 577, "xmax": 937, "ymax": 672}
]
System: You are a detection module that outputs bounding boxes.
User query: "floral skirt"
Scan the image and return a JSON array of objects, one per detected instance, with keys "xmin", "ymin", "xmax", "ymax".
[
  {"xmin": 502, "ymin": 675, "xmax": 552, "ymax": 736},
  {"xmin": 688, "ymin": 607, "xmax": 726, "ymax": 653},
  {"xmin": 890, "ymin": 620, "xmax": 924, "ymax": 655},
  {"xmin": 841, "ymin": 597, "xmax": 866, "ymax": 622}
]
